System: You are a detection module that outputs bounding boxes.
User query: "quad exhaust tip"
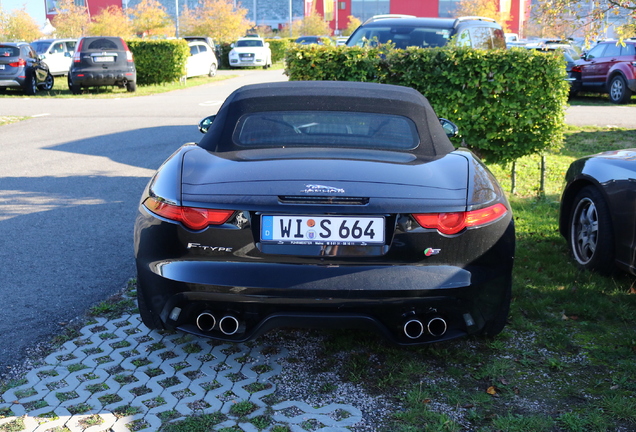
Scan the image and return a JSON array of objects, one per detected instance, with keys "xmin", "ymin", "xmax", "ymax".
[
  {"xmin": 219, "ymin": 315, "xmax": 240, "ymax": 335},
  {"xmin": 196, "ymin": 311, "xmax": 216, "ymax": 332},
  {"xmin": 427, "ymin": 317, "xmax": 447, "ymax": 337},
  {"xmin": 403, "ymin": 317, "xmax": 447, "ymax": 339}
]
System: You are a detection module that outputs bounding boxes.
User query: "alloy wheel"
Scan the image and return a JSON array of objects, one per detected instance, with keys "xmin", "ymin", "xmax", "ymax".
[
  {"xmin": 610, "ymin": 78, "xmax": 624, "ymax": 102},
  {"xmin": 571, "ymin": 197, "xmax": 598, "ymax": 265}
]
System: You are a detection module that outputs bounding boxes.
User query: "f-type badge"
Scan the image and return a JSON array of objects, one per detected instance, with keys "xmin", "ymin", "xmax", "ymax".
[{"xmin": 302, "ymin": 184, "xmax": 345, "ymax": 194}]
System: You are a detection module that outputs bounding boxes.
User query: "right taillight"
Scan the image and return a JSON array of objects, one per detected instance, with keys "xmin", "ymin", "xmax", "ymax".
[
  {"xmin": 412, "ymin": 203, "xmax": 508, "ymax": 235},
  {"xmin": 8, "ymin": 59, "xmax": 26, "ymax": 67},
  {"xmin": 121, "ymin": 39, "xmax": 134, "ymax": 62},
  {"xmin": 571, "ymin": 65, "xmax": 582, "ymax": 73}
]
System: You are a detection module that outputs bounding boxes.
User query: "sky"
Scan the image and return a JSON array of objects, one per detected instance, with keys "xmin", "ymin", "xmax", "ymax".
[{"xmin": 1, "ymin": 0, "xmax": 47, "ymax": 25}]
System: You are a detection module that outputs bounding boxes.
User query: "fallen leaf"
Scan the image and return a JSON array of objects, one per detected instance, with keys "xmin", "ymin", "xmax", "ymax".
[
  {"xmin": 499, "ymin": 378, "xmax": 509, "ymax": 385},
  {"xmin": 487, "ymin": 386, "xmax": 498, "ymax": 395},
  {"xmin": 423, "ymin": 398, "xmax": 431, "ymax": 404}
]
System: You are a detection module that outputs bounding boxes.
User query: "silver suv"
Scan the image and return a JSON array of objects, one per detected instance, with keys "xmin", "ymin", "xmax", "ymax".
[{"xmin": 0, "ymin": 42, "xmax": 53, "ymax": 94}]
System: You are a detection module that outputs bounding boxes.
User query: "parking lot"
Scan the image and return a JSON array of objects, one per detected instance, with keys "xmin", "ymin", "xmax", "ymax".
[{"xmin": 1, "ymin": 72, "xmax": 635, "ymax": 432}]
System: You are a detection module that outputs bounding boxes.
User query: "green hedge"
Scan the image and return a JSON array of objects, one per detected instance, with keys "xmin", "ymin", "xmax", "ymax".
[
  {"xmin": 285, "ymin": 45, "xmax": 569, "ymax": 164},
  {"xmin": 127, "ymin": 39, "xmax": 189, "ymax": 85},
  {"xmin": 267, "ymin": 38, "xmax": 294, "ymax": 63}
]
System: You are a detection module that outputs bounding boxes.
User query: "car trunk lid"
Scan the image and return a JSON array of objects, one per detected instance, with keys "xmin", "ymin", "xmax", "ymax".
[{"xmin": 180, "ymin": 147, "xmax": 469, "ymax": 213}]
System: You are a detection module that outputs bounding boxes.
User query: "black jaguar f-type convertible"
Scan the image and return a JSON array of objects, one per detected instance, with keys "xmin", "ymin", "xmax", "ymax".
[{"xmin": 134, "ymin": 81, "xmax": 515, "ymax": 345}]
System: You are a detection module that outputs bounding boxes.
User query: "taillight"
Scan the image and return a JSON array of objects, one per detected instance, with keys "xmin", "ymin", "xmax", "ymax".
[
  {"xmin": 73, "ymin": 38, "xmax": 84, "ymax": 62},
  {"xmin": 143, "ymin": 197, "xmax": 234, "ymax": 230},
  {"xmin": 412, "ymin": 203, "xmax": 508, "ymax": 235},
  {"xmin": 8, "ymin": 59, "xmax": 26, "ymax": 67},
  {"xmin": 571, "ymin": 65, "xmax": 581, "ymax": 73},
  {"xmin": 122, "ymin": 39, "xmax": 134, "ymax": 62}
]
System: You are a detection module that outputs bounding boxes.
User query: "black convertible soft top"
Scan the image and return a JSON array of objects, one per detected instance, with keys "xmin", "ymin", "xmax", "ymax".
[{"xmin": 198, "ymin": 81, "xmax": 455, "ymax": 158}]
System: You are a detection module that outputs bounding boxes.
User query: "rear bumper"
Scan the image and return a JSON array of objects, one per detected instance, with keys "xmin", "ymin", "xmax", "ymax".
[
  {"xmin": 0, "ymin": 79, "xmax": 22, "ymax": 87},
  {"xmin": 137, "ymin": 257, "xmax": 512, "ymax": 345},
  {"xmin": 70, "ymin": 70, "xmax": 135, "ymax": 87}
]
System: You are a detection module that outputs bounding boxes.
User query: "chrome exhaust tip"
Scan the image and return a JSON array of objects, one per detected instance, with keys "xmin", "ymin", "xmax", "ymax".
[
  {"xmin": 196, "ymin": 311, "xmax": 216, "ymax": 332},
  {"xmin": 427, "ymin": 317, "xmax": 447, "ymax": 337},
  {"xmin": 219, "ymin": 315, "xmax": 240, "ymax": 335},
  {"xmin": 403, "ymin": 319, "xmax": 425, "ymax": 339}
]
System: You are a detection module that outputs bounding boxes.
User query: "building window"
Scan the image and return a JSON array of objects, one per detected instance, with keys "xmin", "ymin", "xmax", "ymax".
[
  {"xmin": 351, "ymin": 0, "xmax": 390, "ymax": 22},
  {"xmin": 438, "ymin": 0, "xmax": 460, "ymax": 18}
]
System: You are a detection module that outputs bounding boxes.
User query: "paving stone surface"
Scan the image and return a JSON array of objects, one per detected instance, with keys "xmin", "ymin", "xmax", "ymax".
[{"xmin": 0, "ymin": 314, "xmax": 362, "ymax": 431}]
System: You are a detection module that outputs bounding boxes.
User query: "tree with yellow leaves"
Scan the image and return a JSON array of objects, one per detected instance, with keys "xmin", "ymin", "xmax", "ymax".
[
  {"xmin": 292, "ymin": 11, "xmax": 333, "ymax": 37},
  {"xmin": 52, "ymin": 0, "xmax": 91, "ymax": 38},
  {"xmin": 454, "ymin": 0, "xmax": 510, "ymax": 33},
  {"xmin": 130, "ymin": 0, "xmax": 174, "ymax": 38},
  {"xmin": 180, "ymin": 0, "xmax": 252, "ymax": 43},
  {"xmin": 2, "ymin": 9, "xmax": 42, "ymax": 41},
  {"xmin": 342, "ymin": 15, "xmax": 361, "ymax": 36},
  {"xmin": 88, "ymin": 5, "xmax": 133, "ymax": 38}
]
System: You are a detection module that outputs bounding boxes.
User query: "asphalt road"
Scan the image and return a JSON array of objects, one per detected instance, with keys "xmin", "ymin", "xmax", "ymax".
[
  {"xmin": 0, "ymin": 69, "xmax": 287, "ymax": 376},
  {"xmin": 565, "ymin": 102, "xmax": 636, "ymax": 127},
  {"xmin": 1, "ymin": 73, "xmax": 634, "ymax": 378}
]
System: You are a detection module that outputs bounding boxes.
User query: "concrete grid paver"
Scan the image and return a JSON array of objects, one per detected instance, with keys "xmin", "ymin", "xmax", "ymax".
[{"xmin": 0, "ymin": 313, "xmax": 362, "ymax": 431}]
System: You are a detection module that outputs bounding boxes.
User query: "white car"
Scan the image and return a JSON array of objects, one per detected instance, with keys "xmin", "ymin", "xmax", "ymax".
[
  {"xmin": 30, "ymin": 38, "xmax": 76, "ymax": 76},
  {"xmin": 228, "ymin": 37, "xmax": 272, "ymax": 69},
  {"xmin": 186, "ymin": 41, "xmax": 218, "ymax": 78}
]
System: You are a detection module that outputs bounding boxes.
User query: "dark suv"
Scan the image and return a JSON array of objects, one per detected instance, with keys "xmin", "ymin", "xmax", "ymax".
[
  {"xmin": 572, "ymin": 39, "xmax": 636, "ymax": 103},
  {"xmin": 0, "ymin": 42, "xmax": 53, "ymax": 95},
  {"xmin": 346, "ymin": 15, "xmax": 506, "ymax": 50},
  {"xmin": 68, "ymin": 36, "xmax": 136, "ymax": 94}
]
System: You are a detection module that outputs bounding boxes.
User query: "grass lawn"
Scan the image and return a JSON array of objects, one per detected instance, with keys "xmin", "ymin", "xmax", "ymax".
[
  {"xmin": 569, "ymin": 93, "xmax": 636, "ymax": 107},
  {"xmin": 0, "ymin": 73, "xmax": 237, "ymax": 99},
  {"xmin": 322, "ymin": 125, "xmax": 636, "ymax": 431}
]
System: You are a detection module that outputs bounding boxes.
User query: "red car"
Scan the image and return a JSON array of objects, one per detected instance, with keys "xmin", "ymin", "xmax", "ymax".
[{"xmin": 572, "ymin": 39, "xmax": 636, "ymax": 104}]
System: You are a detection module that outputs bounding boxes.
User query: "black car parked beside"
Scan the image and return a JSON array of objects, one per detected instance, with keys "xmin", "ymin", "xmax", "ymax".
[
  {"xmin": 0, "ymin": 42, "xmax": 53, "ymax": 95},
  {"xmin": 68, "ymin": 36, "xmax": 136, "ymax": 94},
  {"xmin": 346, "ymin": 15, "xmax": 506, "ymax": 50}
]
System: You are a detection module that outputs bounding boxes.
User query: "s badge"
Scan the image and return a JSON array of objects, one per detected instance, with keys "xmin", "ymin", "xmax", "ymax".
[{"xmin": 424, "ymin": 248, "xmax": 441, "ymax": 256}]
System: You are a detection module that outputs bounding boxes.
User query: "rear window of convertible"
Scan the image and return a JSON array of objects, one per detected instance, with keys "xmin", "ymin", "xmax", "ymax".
[{"xmin": 233, "ymin": 111, "xmax": 419, "ymax": 150}]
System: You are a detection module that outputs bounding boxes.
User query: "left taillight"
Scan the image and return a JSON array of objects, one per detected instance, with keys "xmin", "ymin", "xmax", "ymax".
[
  {"xmin": 412, "ymin": 203, "xmax": 508, "ymax": 235},
  {"xmin": 143, "ymin": 197, "xmax": 234, "ymax": 231}
]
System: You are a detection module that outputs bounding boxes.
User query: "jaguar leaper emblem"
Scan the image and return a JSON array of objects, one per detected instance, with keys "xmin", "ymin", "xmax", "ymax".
[{"xmin": 302, "ymin": 184, "xmax": 345, "ymax": 194}]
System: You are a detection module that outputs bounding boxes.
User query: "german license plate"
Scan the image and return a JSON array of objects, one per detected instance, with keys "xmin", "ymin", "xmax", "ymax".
[
  {"xmin": 261, "ymin": 215, "xmax": 384, "ymax": 245},
  {"xmin": 95, "ymin": 56, "xmax": 114, "ymax": 62}
]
